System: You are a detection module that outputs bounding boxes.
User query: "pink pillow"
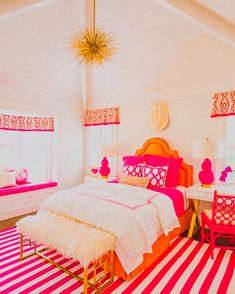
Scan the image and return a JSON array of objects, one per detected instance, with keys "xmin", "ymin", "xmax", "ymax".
[
  {"xmin": 145, "ymin": 155, "xmax": 182, "ymax": 187},
  {"xmin": 122, "ymin": 164, "xmax": 142, "ymax": 177},
  {"xmin": 120, "ymin": 175, "xmax": 149, "ymax": 188},
  {"xmin": 122, "ymin": 155, "xmax": 146, "ymax": 166},
  {"xmin": 142, "ymin": 165, "xmax": 169, "ymax": 188},
  {"xmin": 7, "ymin": 168, "xmax": 28, "ymax": 185}
]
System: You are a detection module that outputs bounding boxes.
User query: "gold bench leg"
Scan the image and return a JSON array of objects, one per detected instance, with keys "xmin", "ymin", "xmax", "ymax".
[
  {"xmin": 20, "ymin": 234, "xmax": 114, "ymax": 293},
  {"xmin": 20, "ymin": 233, "xmax": 38, "ymax": 260}
]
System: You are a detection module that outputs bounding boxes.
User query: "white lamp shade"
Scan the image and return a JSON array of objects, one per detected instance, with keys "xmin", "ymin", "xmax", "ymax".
[
  {"xmin": 101, "ymin": 144, "xmax": 116, "ymax": 157},
  {"xmin": 214, "ymin": 140, "xmax": 224, "ymax": 159},
  {"xmin": 193, "ymin": 139, "xmax": 224, "ymax": 159}
]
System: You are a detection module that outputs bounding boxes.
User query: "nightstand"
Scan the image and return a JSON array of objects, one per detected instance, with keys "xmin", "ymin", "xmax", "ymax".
[
  {"xmin": 84, "ymin": 175, "xmax": 118, "ymax": 184},
  {"xmin": 186, "ymin": 183, "xmax": 235, "ymax": 238}
]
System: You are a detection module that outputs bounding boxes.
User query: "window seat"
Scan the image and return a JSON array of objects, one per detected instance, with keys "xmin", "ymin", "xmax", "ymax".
[
  {"xmin": 0, "ymin": 181, "xmax": 58, "ymax": 221},
  {"xmin": 0, "ymin": 181, "xmax": 58, "ymax": 197}
]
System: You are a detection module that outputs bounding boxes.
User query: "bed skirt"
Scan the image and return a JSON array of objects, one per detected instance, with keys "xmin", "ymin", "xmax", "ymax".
[{"xmin": 112, "ymin": 206, "xmax": 192, "ymax": 280}]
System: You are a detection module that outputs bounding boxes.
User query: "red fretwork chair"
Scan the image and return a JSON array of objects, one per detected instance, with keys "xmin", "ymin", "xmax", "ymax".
[{"xmin": 201, "ymin": 191, "xmax": 235, "ymax": 259}]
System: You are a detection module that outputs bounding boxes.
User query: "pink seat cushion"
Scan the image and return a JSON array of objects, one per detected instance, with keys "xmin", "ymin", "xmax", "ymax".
[
  {"xmin": 0, "ymin": 181, "xmax": 58, "ymax": 197},
  {"xmin": 145, "ymin": 155, "xmax": 182, "ymax": 187}
]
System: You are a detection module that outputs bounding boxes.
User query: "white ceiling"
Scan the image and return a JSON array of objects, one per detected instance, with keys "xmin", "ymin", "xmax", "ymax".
[
  {"xmin": 1, "ymin": 0, "xmax": 235, "ymax": 27},
  {"xmin": 0, "ymin": 0, "xmax": 43, "ymax": 15},
  {"xmin": 197, "ymin": 0, "xmax": 235, "ymax": 25}
]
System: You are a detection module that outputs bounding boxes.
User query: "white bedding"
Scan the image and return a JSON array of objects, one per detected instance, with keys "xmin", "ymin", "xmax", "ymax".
[{"xmin": 39, "ymin": 182, "xmax": 180, "ymax": 273}]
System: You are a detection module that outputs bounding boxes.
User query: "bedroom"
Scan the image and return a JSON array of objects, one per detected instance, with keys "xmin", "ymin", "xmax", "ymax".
[{"xmin": 0, "ymin": 0, "xmax": 235, "ymax": 293}]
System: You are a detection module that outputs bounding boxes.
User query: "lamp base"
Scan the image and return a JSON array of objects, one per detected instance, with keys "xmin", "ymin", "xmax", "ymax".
[
  {"xmin": 101, "ymin": 175, "xmax": 108, "ymax": 179},
  {"xmin": 201, "ymin": 183, "xmax": 213, "ymax": 188}
]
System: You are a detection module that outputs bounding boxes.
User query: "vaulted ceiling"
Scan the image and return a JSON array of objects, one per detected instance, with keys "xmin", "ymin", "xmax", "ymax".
[
  {"xmin": 0, "ymin": 0, "xmax": 43, "ymax": 15},
  {"xmin": 1, "ymin": 0, "xmax": 235, "ymax": 25},
  {"xmin": 197, "ymin": 0, "xmax": 235, "ymax": 25},
  {"xmin": 156, "ymin": 0, "xmax": 235, "ymax": 49}
]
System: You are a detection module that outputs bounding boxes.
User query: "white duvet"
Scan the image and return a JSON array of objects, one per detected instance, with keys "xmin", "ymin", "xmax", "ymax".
[{"xmin": 39, "ymin": 182, "xmax": 180, "ymax": 273}]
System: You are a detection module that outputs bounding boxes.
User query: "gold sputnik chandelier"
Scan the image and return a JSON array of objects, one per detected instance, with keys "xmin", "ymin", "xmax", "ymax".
[{"xmin": 71, "ymin": 0, "xmax": 117, "ymax": 65}]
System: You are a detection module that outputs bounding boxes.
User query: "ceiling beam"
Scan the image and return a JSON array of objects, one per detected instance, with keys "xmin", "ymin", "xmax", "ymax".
[{"xmin": 157, "ymin": 0, "xmax": 235, "ymax": 48}]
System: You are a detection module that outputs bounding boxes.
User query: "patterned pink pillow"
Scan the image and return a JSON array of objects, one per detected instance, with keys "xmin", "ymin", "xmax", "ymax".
[
  {"xmin": 145, "ymin": 155, "xmax": 182, "ymax": 187},
  {"xmin": 122, "ymin": 164, "xmax": 142, "ymax": 177},
  {"xmin": 142, "ymin": 165, "xmax": 169, "ymax": 188}
]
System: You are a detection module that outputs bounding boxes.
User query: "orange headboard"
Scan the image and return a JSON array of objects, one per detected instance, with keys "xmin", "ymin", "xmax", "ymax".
[{"xmin": 135, "ymin": 138, "xmax": 193, "ymax": 187}]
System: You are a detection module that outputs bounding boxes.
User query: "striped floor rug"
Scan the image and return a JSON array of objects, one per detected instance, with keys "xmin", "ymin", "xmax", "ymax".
[{"xmin": 0, "ymin": 227, "xmax": 234, "ymax": 294}]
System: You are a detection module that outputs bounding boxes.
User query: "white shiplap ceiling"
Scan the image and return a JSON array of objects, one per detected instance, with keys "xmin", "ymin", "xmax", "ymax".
[
  {"xmin": 1, "ymin": 0, "xmax": 234, "ymax": 22},
  {"xmin": 1, "ymin": 0, "xmax": 235, "ymax": 28},
  {"xmin": 0, "ymin": 0, "xmax": 43, "ymax": 15}
]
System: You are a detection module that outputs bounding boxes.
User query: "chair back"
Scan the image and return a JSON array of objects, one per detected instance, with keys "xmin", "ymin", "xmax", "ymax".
[{"xmin": 212, "ymin": 191, "xmax": 235, "ymax": 226}]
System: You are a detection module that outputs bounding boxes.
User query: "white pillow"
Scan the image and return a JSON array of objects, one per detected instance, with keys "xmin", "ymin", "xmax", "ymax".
[{"xmin": 0, "ymin": 171, "xmax": 16, "ymax": 188}]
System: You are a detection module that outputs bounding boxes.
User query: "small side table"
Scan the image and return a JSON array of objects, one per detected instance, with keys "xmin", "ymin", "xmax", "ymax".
[
  {"xmin": 84, "ymin": 175, "xmax": 118, "ymax": 184},
  {"xmin": 186, "ymin": 183, "xmax": 235, "ymax": 238}
]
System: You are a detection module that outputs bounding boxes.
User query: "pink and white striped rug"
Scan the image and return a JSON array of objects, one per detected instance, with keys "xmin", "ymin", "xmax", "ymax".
[{"xmin": 0, "ymin": 227, "xmax": 234, "ymax": 293}]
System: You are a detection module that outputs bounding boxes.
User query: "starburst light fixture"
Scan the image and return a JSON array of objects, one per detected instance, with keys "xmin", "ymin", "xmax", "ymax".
[{"xmin": 71, "ymin": 0, "xmax": 117, "ymax": 65}]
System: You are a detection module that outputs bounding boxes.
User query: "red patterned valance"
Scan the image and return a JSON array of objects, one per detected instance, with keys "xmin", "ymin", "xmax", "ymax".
[
  {"xmin": 211, "ymin": 91, "xmax": 235, "ymax": 118},
  {"xmin": 0, "ymin": 114, "xmax": 54, "ymax": 131},
  {"xmin": 84, "ymin": 106, "xmax": 120, "ymax": 126}
]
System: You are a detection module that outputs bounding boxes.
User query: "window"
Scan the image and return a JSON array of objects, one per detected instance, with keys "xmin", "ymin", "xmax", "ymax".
[
  {"xmin": 225, "ymin": 116, "xmax": 235, "ymax": 182},
  {"xmin": 0, "ymin": 110, "xmax": 56, "ymax": 183},
  {"xmin": 85, "ymin": 124, "xmax": 118, "ymax": 176}
]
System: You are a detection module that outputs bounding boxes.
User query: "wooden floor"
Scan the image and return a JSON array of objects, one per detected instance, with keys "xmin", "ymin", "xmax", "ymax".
[{"xmin": 0, "ymin": 213, "xmax": 35, "ymax": 231}]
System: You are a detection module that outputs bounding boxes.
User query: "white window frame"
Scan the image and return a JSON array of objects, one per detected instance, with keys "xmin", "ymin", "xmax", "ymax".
[
  {"xmin": 85, "ymin": 124, "xmax": 118, "ymax": 176},
  {"xmin": 0, "ymin": 109, "xmax": 57, "ymax": 183},
  {"xmin": 225, "ymin": 116, "xmax": 235, "ymax": 182}
]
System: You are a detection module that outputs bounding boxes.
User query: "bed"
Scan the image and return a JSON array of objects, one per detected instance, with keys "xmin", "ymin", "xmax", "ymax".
[
  {"xmin": 17, "ymin": 137, "xmax": 193, "ymax": 292},
  {"xmin": 114, "ymin": 137, "xmax": 193, "ymax": 280}
]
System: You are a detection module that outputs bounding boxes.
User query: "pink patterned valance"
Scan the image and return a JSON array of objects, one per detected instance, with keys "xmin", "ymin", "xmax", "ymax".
[
  {"xmin": 211, "ymin": 91, "xmax": 235, "ymax": 118},
  {"xmin": 0, "ymin": 114, "xmax": 54, "ymax": 131},
  {"xmin": 84, "ymin": 106, "xmax": 120, "ymax": 126}
]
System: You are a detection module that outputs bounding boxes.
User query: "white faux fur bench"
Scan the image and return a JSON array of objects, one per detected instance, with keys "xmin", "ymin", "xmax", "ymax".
[{"xmin": 17, "ymin": 212, "xmax": 116, "ymax": 293}]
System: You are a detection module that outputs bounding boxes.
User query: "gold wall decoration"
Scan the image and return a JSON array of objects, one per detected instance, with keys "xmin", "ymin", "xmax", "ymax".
[
  {"xmin": 71, "ymin": 0, "xmax": 117, "ymax": 65},
  {"xmin": 152, "ymin": 102, "xmax": 169, "ymax": 131}
]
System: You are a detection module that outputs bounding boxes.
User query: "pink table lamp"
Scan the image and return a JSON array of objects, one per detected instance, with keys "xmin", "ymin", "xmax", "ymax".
[
  {"xmin": 198, "ymin": 158, "xmax": 214, "ymax": 187},
  {"xmin": 99, "ymin": 144, "xmax": 116, "ymax": 178},
  {"xmin": 193, "ymin": 138, "xmax": 224, "ymax": 187},
  {"xmin": 99, "ymin": 156, "xmax": 111, "ymax": 178}
]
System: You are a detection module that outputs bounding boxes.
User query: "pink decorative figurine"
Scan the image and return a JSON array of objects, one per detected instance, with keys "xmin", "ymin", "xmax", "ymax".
[
  {"xmin": 198, "ymin": 158, "xmax": 214, "ymax": 187},
  {"xmin": 99, "ymin": 156, "xmax": 111, "ymax": 178},
  {"xmin": 219, "ymin": 166, "xmax": 232, "ymax": 182},
  {"xmin": 91, "ymin": 168, "xmax": 98, "ymax": 177}
]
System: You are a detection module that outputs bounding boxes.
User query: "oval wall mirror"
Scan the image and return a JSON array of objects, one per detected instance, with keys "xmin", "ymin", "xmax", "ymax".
[{"xmin": 152, "ymin": 102, "xmax": 169, "ymax": 131}]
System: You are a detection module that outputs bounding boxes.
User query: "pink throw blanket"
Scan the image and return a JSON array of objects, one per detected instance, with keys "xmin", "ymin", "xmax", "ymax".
[{"xmin": 149, "ymin": 187, "xmax": 185, "ymax": 217}]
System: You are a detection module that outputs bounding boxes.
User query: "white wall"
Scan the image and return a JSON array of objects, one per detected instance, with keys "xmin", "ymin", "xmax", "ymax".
[
  {"xmin": 0, "ymin": 0, "xmax": 85, "ymax": 189},
  {"xmin": 87, "ymin": 0, "xmax": 235, "ymax": 181}
]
